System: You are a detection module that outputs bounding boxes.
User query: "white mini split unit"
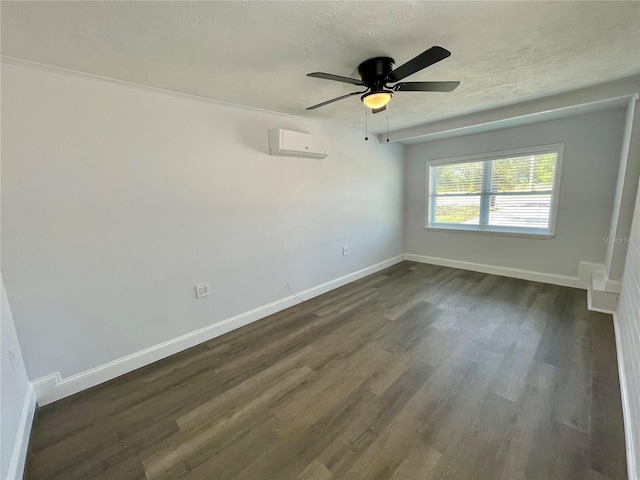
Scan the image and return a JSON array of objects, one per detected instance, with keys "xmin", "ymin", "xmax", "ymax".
[{"xmin": 268, "ymin": 128, "xmax": 329, "ymax": 159}]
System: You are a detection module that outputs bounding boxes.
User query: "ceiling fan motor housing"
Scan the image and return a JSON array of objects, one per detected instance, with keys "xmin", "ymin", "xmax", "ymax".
[{"xmin": 357, "ymin": 57, "xmax": 395, "ymax": 87}]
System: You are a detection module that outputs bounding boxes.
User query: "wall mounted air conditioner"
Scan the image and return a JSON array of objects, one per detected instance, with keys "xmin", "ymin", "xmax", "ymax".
[{"xmin": 268, "ymin": 128, "xmax": 329, "ymax": 159}]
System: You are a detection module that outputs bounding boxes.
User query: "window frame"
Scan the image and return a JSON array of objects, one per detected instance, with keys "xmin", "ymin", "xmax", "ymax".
[{"xmin": 425, "ymin": 143, "xmax": 564, "ymax": 239}]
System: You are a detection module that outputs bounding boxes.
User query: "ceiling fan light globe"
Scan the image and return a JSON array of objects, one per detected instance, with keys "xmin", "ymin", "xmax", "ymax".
[{"xmin": 362, "ymin": 91, "xmax": 393, "ymax": 109}]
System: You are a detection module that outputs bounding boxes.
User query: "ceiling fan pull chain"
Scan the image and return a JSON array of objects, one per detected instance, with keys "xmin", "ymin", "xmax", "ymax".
[
  {"xmin": 386, "ymin": 105, "xmax": 390, "ymax": 143},
  {"xmin": 364, "ymin": 104, "xmax": 369, "ymax": 141}
]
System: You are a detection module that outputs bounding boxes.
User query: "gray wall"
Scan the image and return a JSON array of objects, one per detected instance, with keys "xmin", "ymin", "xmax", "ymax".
[
  {"xmin": 1, "ymin": 63, "xmax": 405, "ymax": 381},
  {"xmin": 405, "ymin": 108, "xmax": 626, "ymax": 277}
]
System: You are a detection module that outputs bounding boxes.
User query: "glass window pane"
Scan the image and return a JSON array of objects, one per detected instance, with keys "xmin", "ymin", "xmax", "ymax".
[
  {"xmin": 491, "ymin": 153, "xmax": 557, "ymax": 193},
  {"xmin": 427, "ymin": 146, "xmax": 560, "ymax": 235},
  {"xmin": 487, "ymin": 194, "xmax": 551, "ymax": 228},
  {"xmin": 432, "ymin": 195, "xmax": 481, "ymax": 225},
  {"xmin": 432, "ymin": 161, "xmax": 483, "ymax": 195}
]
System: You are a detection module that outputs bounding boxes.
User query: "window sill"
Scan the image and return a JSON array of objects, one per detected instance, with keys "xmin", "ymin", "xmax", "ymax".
[{"xmin": 425, "ymin": 225, "xmax": 556, "ymax": 239}]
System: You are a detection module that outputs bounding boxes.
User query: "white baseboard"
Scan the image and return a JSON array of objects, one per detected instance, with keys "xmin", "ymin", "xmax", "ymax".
[
  {"xmin": 6, "ymin": 384, "xmax": 36, "ymax": 480},
  {"xmin": 612, "ymin": 313, "xmax": 638, "ymax": 480},
  {"xmin": 405, "ymin": 253, "xmax": 584, "ymax": 289},
  {"xmin": 579, "ymin": 261, "xmax": 623, "ymax": 293},
  {"xmin": 32, "ymin": 254, "xmax": 406, "ymax": 406},
  {"xmin": 605, "ymin": 279, "xmax": 623, "ymax": 295},
  {"xmin": 579, "ymin": 262, "xmax": 620, "ymax": 313},
  {"xmin": 586, "ymin": 289, "xmax": 617, "ymax": 315},
  {"xmin": 578, "ymin": 261, "xmax": 602, "ymax": 287}
]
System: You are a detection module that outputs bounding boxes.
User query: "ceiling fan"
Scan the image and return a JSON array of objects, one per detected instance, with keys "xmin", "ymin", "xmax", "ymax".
[{"xmin": 306, "ymin": 46, "xmax": 459, "ymax": 113}]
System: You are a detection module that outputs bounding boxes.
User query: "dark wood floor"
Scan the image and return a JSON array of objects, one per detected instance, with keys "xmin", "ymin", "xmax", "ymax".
[{"xmin": 25, "ymin": 262, "xmax": 627, "ymax": 480}]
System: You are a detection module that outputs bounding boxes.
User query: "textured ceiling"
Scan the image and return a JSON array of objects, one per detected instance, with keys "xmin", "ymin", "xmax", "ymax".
[{"xmin": 2, "ymin": 1, "xmax": 639, "ymax": 133}]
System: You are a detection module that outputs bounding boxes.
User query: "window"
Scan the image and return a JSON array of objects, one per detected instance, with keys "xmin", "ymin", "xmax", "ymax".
[{"xmin": 426, "ymin": 144, "xmax": 563, "ymax": 237}]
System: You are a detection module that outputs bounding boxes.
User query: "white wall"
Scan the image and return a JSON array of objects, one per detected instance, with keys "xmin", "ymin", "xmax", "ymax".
[
  {"xmin": 614, "ymin": 180, "xmax": 640, "ymax": 478},
  {"xmin": 0, "ymin": 63, "xmax": 404, "ymax": 381},
  {"xmin": 1, "ymin": 275, "xmax": 33, "ymax": 480},
  {"xmin": 404, "ymin": 108, "xmax": 626, "ymax": 277},
  {"xmin": 605, "ymin": 97, "xmax": 640, "ymax": 281}
]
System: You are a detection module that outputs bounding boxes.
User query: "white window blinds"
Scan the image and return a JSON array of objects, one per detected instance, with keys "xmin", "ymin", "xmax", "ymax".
[{"xmin": 427, "ymin": 145, "xmax": 563, "ymax": 237}]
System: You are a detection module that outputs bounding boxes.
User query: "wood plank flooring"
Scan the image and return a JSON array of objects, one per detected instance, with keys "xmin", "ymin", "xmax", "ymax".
[{"xmin": 25, "ymin": 262, "xmax": 628, "ymax": 480}]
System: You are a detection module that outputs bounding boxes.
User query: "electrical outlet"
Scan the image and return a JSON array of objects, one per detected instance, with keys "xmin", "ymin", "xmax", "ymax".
[
  {"xmin": 342, "ymin": 245, "xmax": 350, "ymax": 255},
  {"xmin": 195, "ymin": 282, "xmax": 211, "ymax": 298}
]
